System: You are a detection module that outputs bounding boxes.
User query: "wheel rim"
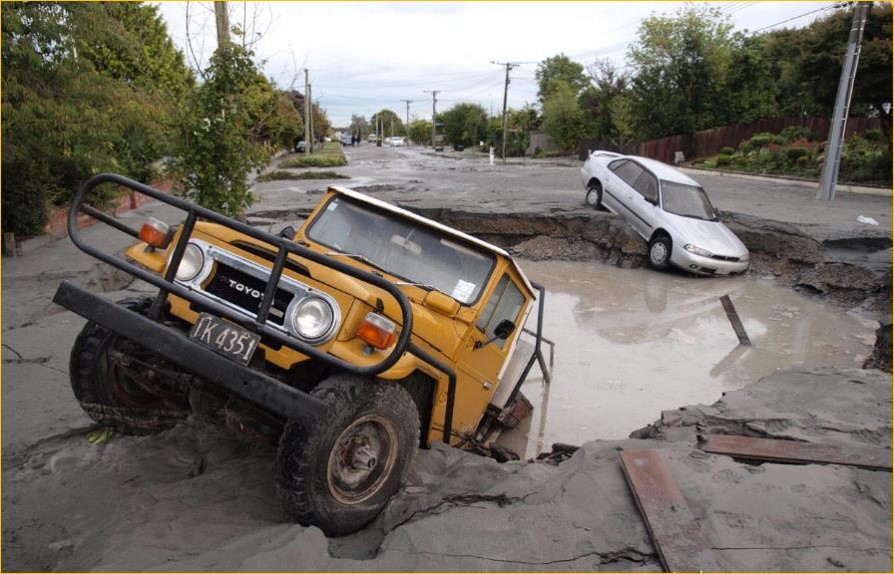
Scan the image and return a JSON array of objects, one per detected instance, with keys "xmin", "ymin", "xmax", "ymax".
[
  {"xmin": 327, "ymin": 414, "xmax": 398, "ymax": 505},
  {"xmin": 651, "ymin": 241, "xmax": 668, "ymax": 265},
  {"xmin": 586, "ymin": 187, "xmax": 599, "ymax": 206},
  {"xmin": 103, "ymin": 338, "xmax": 176, "ymax": 408}
]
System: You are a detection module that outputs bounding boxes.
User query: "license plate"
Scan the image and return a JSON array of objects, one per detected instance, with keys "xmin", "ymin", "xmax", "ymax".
[{"xmin": 189, "ymin": 313, "xmax": 260, "ymax": 365}]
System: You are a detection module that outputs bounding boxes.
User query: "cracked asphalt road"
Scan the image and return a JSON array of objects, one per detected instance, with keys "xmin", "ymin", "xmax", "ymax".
[{"xmin": 1, "ymin": 147, "xmax": 890, "ymax": 571}]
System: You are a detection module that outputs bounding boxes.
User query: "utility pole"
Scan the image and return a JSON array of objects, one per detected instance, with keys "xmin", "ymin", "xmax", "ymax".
[
  {"xmin": 492, "ymin": 61, "xmax": 520, "ymax": 164},
  {"xmin": 214, "ymin": 2, "xmax": 229, "ymax": 52},
  {"xmin": 424, "ymin": 90, "xmax": 440, "ymax": 148},
  {"xmin": 401, "ymin": 100, "xmax": 413, "ymax": 144},
  {"xmin": 308, "ymin": 83, "xmax": 314, "ymax": 152},
  {"xmin": 817, "ymin": 3, "xmax": 870, "ymax": 201},
  {"xmin": 304, "ymin": 69, "xmax": 310, "ymax": 156}
]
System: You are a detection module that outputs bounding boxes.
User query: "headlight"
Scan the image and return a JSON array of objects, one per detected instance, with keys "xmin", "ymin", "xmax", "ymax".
[
  {"xmin": 175, "ymin": 243, "xmax": 205, "ymax": 281},
  {"xmin": 684, "ymin": 244, "xmax": 713, "ymax": 257},
  {"xmin": 289, "ymin": 297, "xmax": 334, "ymax": 341}
]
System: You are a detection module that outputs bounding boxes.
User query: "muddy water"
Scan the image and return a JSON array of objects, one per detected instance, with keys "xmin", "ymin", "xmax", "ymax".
[{"xmin": 500, "ymin": 260, "xmax": 878, "ymax": 458}]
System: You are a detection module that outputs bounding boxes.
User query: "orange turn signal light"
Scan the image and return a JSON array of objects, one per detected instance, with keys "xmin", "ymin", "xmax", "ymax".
[
  {"xmin": 139, "ymin": 218, "xmax": 171, "ymax": 249},
  {"xmin": 357, "ymin": 312, "xmax": 398, "ymax": 350}
]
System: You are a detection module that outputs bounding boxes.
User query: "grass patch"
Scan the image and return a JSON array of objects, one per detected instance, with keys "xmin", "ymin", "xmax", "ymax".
[
  {"xmin": 281, "ymin": 141, "xmax": 347, "ymax": 168},
  {"xmin": 258, "ymin": 170, "xmax": 349, "ymax": 182}
]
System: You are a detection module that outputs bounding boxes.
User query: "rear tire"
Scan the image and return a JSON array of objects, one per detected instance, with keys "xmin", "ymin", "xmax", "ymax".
[
  {"xmin": 648, "ymin": 235, "xmax": 672, "ymax": 270},
  {"xmin": 585, "ymin": 182, "xmax": 603, "ymax": 209},
  {"xmin": 276, "ymin": 375, "xmax": 419, "ymax": 536},
  {"xmin": 69, "ymin": 297, "xmax": 189, "ymax": 435}
]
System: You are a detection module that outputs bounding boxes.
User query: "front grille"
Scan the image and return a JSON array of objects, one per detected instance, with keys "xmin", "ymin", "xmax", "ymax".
[
  {"xmin": 710, "ymin": 254, "xmax": 740, "ymax": 262},
  {"xmin": 204, "ymin": 263, "xmax": 294, "ymax": 326}
]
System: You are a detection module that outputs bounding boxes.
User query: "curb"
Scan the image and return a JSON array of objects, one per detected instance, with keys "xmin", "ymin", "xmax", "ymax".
[{"xmin": 679, "ymin": 167, "xmax": 891, "ymax": 197}]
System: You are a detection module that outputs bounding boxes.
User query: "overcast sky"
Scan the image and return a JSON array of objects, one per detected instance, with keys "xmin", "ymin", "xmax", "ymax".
[{"xmin": 156, "ymin": 1, "xmax": 837, "ymax": 126}]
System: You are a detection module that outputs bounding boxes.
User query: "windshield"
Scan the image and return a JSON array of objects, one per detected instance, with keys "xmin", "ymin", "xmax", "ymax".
[
  {"xmin": 306, "ymin": 196, "xmax": 495, "ymax": 304},
  {"xmin": 660, "ymin": 181, "xmax": 717, "ymax": 220}
]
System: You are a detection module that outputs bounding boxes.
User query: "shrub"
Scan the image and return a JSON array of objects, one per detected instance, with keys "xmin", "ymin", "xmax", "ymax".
[
  {"xmin": 720, "ymin": 146, "xmax": 735, "ymax": 155},
  {"xmin": 739, "ymin": 132, "xmax": 784, "ymax": 153},
  {"xmin": 860, "ymin": 129, "xmax": 883, "ymax": 143},
  {"xmin": 280, "ymin": 155, "xmax": 347, "ymax": 169},
  {"xmin": 779, "ymin": 125, "xmax": 818, "ymax": 143},
  {"xmin": 715, "ymin": 154, "xmax": 732, "ymax": 167},
  {"xmin": 257, "ymin": 170, "xmax": 349, "ymax": 182},
  {"xmin": 796, "ymin": 155, "xmax": 810, "ymax": 167},
  {"xmin": 785, "ymin": 147, "xmax": 809, "ymax": 161}
]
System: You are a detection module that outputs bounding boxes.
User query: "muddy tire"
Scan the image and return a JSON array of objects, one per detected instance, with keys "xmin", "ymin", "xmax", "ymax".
[
  {"xmin": 276, "ymin": 375, "xmax": 419, "ymax": 536},
  {"xmin": 585, "ymin": 182, "xmax": 603, "ymax": 209},
  {"xmin": 648, "ymin": 234, "xmax": 672, "ymax": 270},
  {"xmin": 69, "ymin": 297, "xmax": 189, "ymax": 435}
]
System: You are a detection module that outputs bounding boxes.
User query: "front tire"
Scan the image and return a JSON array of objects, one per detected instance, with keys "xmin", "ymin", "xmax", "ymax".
[
  {"xmin": 585, "ymin": 182, "xmax": 603, "ymax": 209},
  {"xmin": 648, "ymin": 235, "xmax": 672, "ymax": 270},
  {"xmin": 69, "ymin": 297, "xmax": 189, "ymax": 435},
  {"xmin": 276, "ymin": 375, "xmax": 419, "ymax": 536}
]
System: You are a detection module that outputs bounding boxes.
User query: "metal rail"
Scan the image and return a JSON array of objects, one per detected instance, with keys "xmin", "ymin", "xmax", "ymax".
[{"xmin": 66, "ymin": 173, "xmax": 457, "ymax": 439}]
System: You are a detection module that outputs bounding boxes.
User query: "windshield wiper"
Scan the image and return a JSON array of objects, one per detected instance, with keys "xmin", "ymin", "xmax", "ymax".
[{"xmin": 325, "ymin": 251, "xmax": 390, "ymax": 274}]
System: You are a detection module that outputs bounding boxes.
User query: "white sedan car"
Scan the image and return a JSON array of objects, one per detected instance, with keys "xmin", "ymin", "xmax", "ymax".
[{"xmin": 580, "ymin": 151, "xmax": 749, "ymax": 275}]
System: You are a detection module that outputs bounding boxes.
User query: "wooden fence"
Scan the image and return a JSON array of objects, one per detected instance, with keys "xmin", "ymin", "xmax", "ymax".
[{"xmin": 636, "ymin": 116, "xmax": 881, "ymax": 164}]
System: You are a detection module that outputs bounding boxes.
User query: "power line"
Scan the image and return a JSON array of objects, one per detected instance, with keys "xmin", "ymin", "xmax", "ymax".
[{"xmin": 752, "ymin": 3, "xmax": 843, "ymax": 33}]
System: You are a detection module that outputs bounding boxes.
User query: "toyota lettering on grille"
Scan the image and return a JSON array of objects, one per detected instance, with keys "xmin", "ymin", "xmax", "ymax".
[{"xmin": 228, "ymin": 279, "xmax": 263, "ymax": 299}]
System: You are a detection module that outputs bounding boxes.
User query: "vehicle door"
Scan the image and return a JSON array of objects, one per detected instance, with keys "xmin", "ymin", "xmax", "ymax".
[
  {"xmin": 625, "ymin": 167, "xmax": 660, "ymax": 237},
  {"xmin": 454, "ymin": 273, "xmax": 529, "ymax": 431},
  {"xmin": 604, "ymin": 159, "xmax": 645, "ymax": 233}
]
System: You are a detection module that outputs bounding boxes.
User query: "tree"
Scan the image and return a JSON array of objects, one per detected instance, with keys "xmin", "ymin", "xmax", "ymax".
[
  {"xmin": 370, "ymin": 109, "xmax": 403, "ymax": 137},
  {"xmin": 408, "ymin": 119, "xmax": 432, "ymax": 144},
  {"xmin": 772, "ymin": 3, "xmax": 892, "ymax": 145},
  {"xmin": 439, "ymin": 103, "xmax": 488, "ymax": 147},
  {"xmin": 349, "ymin": 114, "xmax": 369, "ymax": 139},
  {"xmin": 719, "ymin": 33, "xmax": 779, "ymax": 125},
  {"xmin": 579, "ymin": 58, "xmax": 630, "ymax": 145},
  {"xmin": 609, "ymin": 94, "xmax": 637, "ymax": 153},
  {"xmin": 628, "ymin": 5, "xmax": 735, "ymax": 140},
  {"xmin": 535, "ymin": 53, "xmax": 588, "ymax": 103},
  {"xmin": 168, "ymin": 45, "xmax": 272, "ymax": 216},
  {"xmin": 541, "ymin": 81, "xmax": 586, "ymax": 151},
  {"xmin": 1, "ymin": 1, "xmax": 191, "ymax": 237}
]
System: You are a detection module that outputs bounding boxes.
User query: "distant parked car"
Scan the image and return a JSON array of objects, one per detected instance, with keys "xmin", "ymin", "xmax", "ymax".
[
  {"xmin": 294, "ymin": 140, "xmax": 307, "ymax": 153},
  {"xmin": 580, "ymin": 151, "xmax": 749, "ymax": 276},
  {"xmin": 339, "ymin": 134, "xmax": 353, "ymax": 145},
  {"xmin": 368, "ymin": 134, "xmax": 377, "ymax": 143},
  {"xmin": 388, "ymin": 137, "xmax": 406, "ymax": 147}
]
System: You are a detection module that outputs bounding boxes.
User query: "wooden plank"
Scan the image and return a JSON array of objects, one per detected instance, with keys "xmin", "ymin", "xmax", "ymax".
[
  {"xmin": 703, "ymin": 435, "xmax": 892, "ymax": 471},
  {"xmin": 719, "ymin": 294, "xmax": 751, "ymax": 346},
  {"xmin": 619, "ymin": 449, "xmax": 721, "ymax": 573}
]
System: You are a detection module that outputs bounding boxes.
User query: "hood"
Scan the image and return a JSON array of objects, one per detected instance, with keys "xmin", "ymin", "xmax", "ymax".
[{"xmin": 665, "ymin": 215, "xmax": 748, "ymax": 257}]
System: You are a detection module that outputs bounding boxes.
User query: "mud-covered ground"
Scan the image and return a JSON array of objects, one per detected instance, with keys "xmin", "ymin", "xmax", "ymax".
[{"xmin": 2, "ymin": 145, "xmax": 891, "ymax": 571}]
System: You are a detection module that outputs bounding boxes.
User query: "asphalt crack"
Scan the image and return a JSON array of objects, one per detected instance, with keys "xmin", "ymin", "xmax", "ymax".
[{"xmin": 385, "ymin": 546, "xmax": 652, "ymax": 566}]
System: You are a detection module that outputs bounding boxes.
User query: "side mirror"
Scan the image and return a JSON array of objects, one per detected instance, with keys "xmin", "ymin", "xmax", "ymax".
[
  {"xmin": 278, "ymin": 225, "xmax": 296, "ymax": 239},
  {"xmin": 494, "ymin": 319, "xmax": 516, "ymax": 340},
  {"xmin": 474, "ymin": 319, "xmax": 516, "ymax": 350}
]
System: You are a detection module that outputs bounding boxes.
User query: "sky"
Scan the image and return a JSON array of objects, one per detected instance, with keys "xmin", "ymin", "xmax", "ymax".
[{"xmin": 156, "ymin": 1, "xmax": 838, "ymax": 127}]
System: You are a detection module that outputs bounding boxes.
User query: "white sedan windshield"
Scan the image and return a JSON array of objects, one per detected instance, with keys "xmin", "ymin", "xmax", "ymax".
[
  {"xmin": 661, "ymin": 181, "xmax": 717, "ymax": 221},
  {"xmin": 307, "ymin": 196, "xmax": 495, "ymax": 304}
]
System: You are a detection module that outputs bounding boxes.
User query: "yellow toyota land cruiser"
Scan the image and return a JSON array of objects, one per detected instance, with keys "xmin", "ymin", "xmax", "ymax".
[{"xmin": 54, "ymin": 174, "xmax": 548, "ymax": 535}]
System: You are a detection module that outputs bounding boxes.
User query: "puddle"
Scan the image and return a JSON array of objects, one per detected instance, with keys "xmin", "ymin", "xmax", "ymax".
[{"xmin": 499, "ymin": 260, "xmax": 878, "ymax": 458}]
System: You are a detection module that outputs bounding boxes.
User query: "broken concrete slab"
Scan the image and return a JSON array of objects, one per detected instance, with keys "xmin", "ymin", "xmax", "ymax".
[{"xmin": 3, "ymin": 368, "xmax": 889, "ymax": 572}]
